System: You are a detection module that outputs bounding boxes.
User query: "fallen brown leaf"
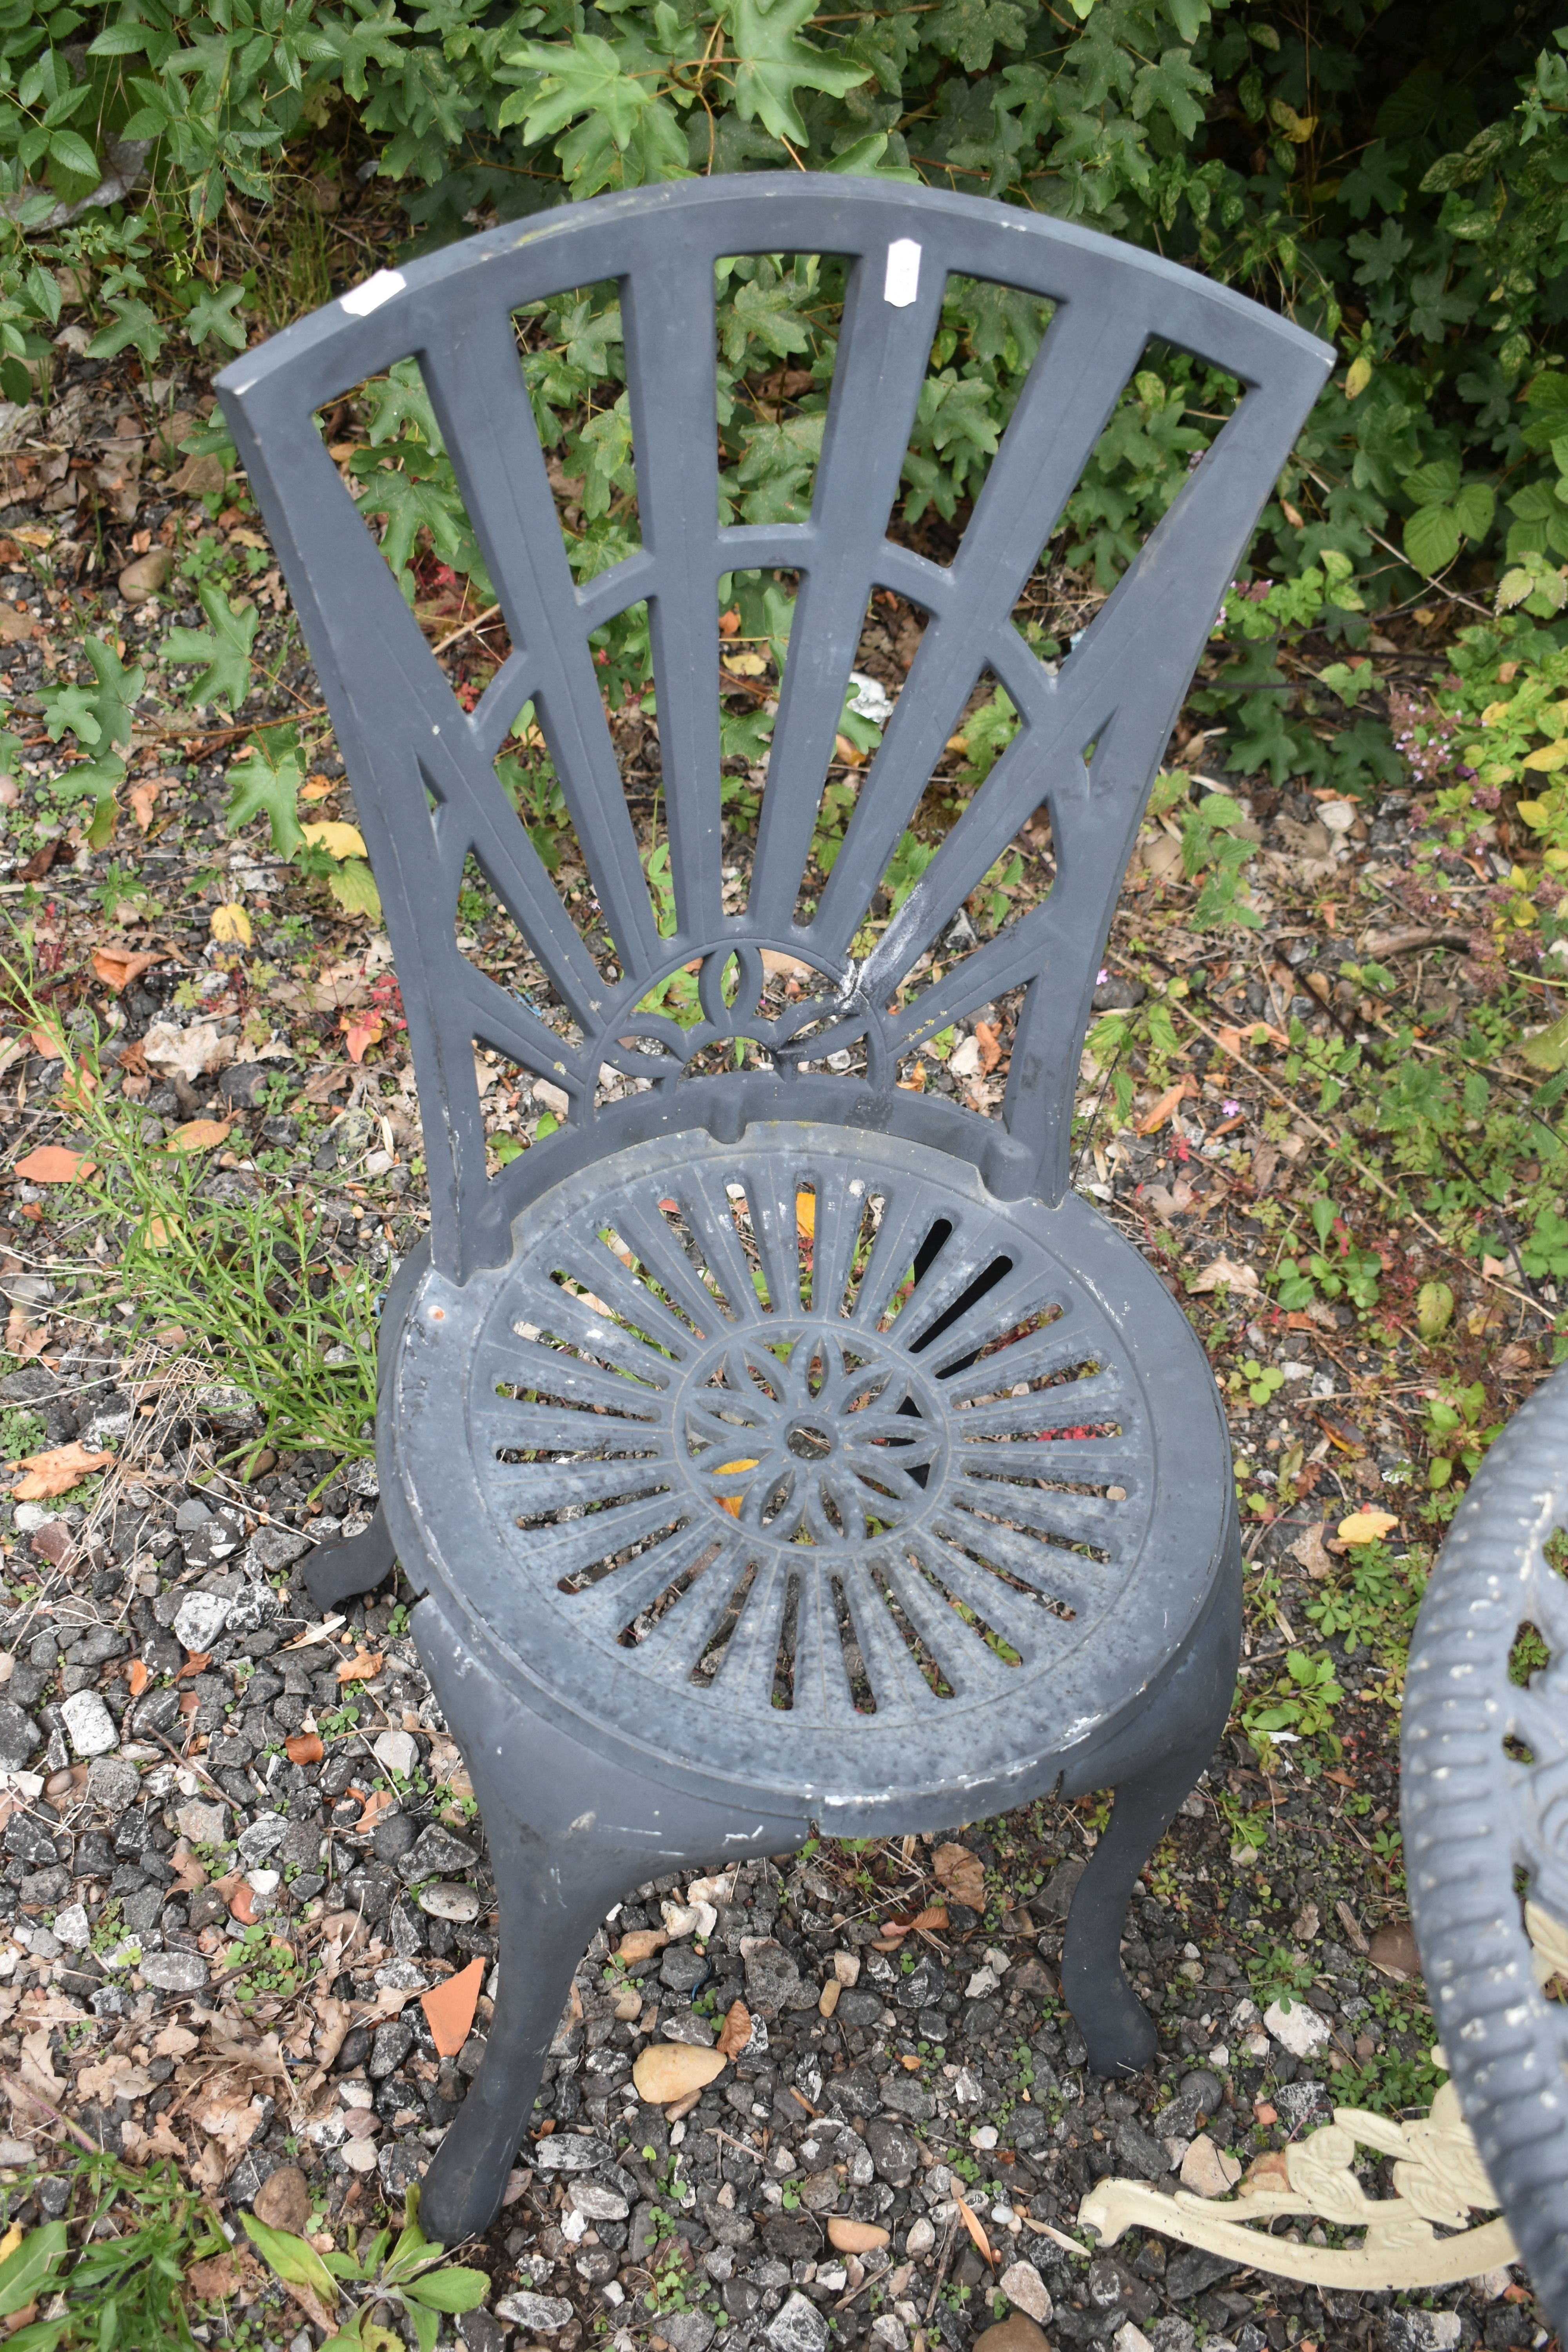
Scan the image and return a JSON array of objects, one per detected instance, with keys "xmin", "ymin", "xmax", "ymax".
[
  {"xmin": 126, "ymin": 1659, "xmax": 149, "ymax": 1697},
  {"xmin": 716, "ymin": 1999, "xmax": 752, "ymax": 2059},
  {"xmin": 951, "ymin": 2186, "xmax": 995, "ymax": 2267},
  {"xmin": 1189, "ymin": 1254, "xmax": 1260, "ymax": 1297},
  {"xmin": 91, "ymin": 945, "xmax": 162, "ymax": 993},
  {"xmin": 1136, "ymin": 1077, "xmax": 1194, "ymax": 1136},
  {"xmin": 932, "ymin": 1842, "xmax": 986, "ymax": 1910},
  {"xmin": 9, "ymin": 1443, "xmax": 112, "ymax": 1501},
  {"xmin": 165, "ymin": 1118, "xmax": 231, "ymax": 1154},
  {"xmin": 285, "ymin": 1732, "xmax": 323, "ymax": 1765},
  {"xmin": 13, "ymin": 1146, "xmax": 95, "ymax": 1184},
  {"xmin": 335, "ymin": 1648, "xmax": 383, "ymax": 1684}
]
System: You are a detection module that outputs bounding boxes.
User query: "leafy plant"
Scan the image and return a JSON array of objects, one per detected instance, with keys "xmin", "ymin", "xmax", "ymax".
[{"xmin": 243, "ymin": 2192, "xmax": 487, "ymax": 2352}]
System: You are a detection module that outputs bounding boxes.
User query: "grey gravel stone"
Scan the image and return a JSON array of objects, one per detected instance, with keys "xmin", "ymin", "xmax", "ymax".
[
  {"xmin": 369, "ymin": 2018, "xmax": 415, "ymax": 2077},
  {"xmin": 138, "ymin": 1949, "xmax": 209, "ymax": 1992},
  {"xmin": 0, "ymin": 1700, "xmax": 42, "ymax": 1767},
  {"xmin": 397, "ymin": 1823, "xmax": 479, "ymax": 1882},
  {"xmin": 744, "ymin": 1938, "xmax": 803, "ymax": 2012},
  {"xmin": 865, "ymin": 2117, "xmax": 919, "ymax": 2184},
  {"xmin": 493, "ymin": 2293, "xmax": 574, "ymax": 2331},
  {"xmin": 765, "ymin": 2291, "xmax": 829, "ymax": 2352}
]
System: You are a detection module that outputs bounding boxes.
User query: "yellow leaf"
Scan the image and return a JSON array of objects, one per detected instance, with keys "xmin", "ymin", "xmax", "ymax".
[
  {"xmin": 210, "ymin": 902, "xmax": 252, "ymax": 946},
  {"xmin": 1518, "ymin": 800, "xmax": 1548, "ymax": 826},
  {"xmin": 1345, "ymin": 355, "xmax": 1372, "ymax": 401},
  {"xmin": 722, "ymin": 652, "xmax": 766, "ymax": 677},
  {"xmin": 1480, "ymin": 701, "xmax": 1512, "ymax": 726},
  {"xmin": 1269, "ymin": 97, "xmax": 1317, "ymax": 140},
  {"xmin": 300, "ymin": 820, "xmax": 368, "ymax": 860},
  {"xmin": 1337, "ymin": 1509, "xmax": 1398, "ymax": 1546},
  {"xmin": 1522, "ymin": 741, "xmax": 1568, "ymax": 772},
  {"xmin": 796, "ymin": 1192, "xmax": 815, "ymax": 1237}
]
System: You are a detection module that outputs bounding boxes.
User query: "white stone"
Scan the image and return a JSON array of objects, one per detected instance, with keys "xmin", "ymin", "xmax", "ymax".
[
  {"xmin": 833, "ymin": 1951, "xmax": 860, "ymax": 1986},
  {"xmin": 973, "ymin": 2125, "xmax": 998, "ymax": 2150},
  {"xmin": 949, "ymin": 1035, "xmax": 982, "ymax": 1078},
  {"xmin": 533, "ymin": 1080, "xmax": 570, "ymax": 1118},
  {"xmin": 1263, "ymin": 1996, "xmax": 1331, "ymax": 2058},
  {"xmin": 60, "ymin": 1690, "xmax": 118, "ymax": 1758},
  {"xmin": 965, "ymin": 1964, "xmax": 1000, "ymax": 1998},
  {"xmin": 1472, "ymin": 2270, "xmax": 1513, "ymax": 2303},
  {"xmin": 419, "ymin": 1882, "xmax": 481, "ymax": 1923},
  {"xmin": 372, "ymin": 1728, "xmax": 418, "ymax": 1780},
  {"xmin": 904, "ymin": 2218, "xmax": 935, "ymax": 2257},
  {"xmin": 999, "ymin": 2262, "xmax": 1051, "ymax": 2323},
  {"xmin": 1112, "ymin": 2327, "xmax": 1154, "ymax": 2352},
  {"xmin": 494, "ymin": 2294, "xmax": 575, "ymax": 2332},
  {"xmin": 176, "ymin": 1800, "xmax": 227, "ymax": 1847},
  {"xmin": 662, "ymin": 1898, "xmax": 717, "ymax": 1940},
  {"xmin": 1179, "ymin": 2134, "xmax": 1243, "ymax": 2198},
  {"xmin": 339, "ymin": 2139, "xmax": 379, "ymax": 2173},
  {"xmin": 982, "ymin": 1946, "xmax": 1011, "ymax": 1975},
  {"xmin": 51, "ymin": 1904, "xmax": 89, "ymax": 1951},
  {"xmin": 1318, "ymin": 798, "xmax": 1356, "ymax": 833},
  {"xmin": 173, "ymin": 1590, "xmax": 232, "ymax": 1653},
  {"xmin": 687, "ymin": 1871, "xmax": 737, "ymax": 1909}
]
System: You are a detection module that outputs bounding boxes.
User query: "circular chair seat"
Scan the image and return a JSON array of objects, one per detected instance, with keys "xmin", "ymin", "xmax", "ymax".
[{"xmin": 384, "ymin": 1123, "xmax": 1232, "ymax": 1827}]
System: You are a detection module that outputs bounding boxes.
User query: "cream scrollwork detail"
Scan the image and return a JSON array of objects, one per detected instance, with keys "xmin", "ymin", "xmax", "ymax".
[{"xmin": 1079, "ymin": 2083, "xmax": 1517, "ymax": 2292}]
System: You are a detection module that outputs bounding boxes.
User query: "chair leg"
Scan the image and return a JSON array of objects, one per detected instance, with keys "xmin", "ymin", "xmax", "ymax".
[
  {"xmin": 1060, "ymin": 1553, "xmax": 1241, "ymax": 2076},
  {"xmin": 412, "ymin": 1594, "xmax": 810, "ymax": 2245},
  {"xmin": 303, "ymin": 1503, "xmax": 397, "ymax": 1608}
]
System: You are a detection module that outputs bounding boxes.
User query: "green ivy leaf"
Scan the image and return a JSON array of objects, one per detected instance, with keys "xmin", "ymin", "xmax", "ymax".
[
  {"xmin": 165, "ymin": 584, "xmax": 258, "ymax": 711},
  {"xmin": 183, "ymin": 280, "xmax": 248, "ymax": 351},
  {"xmin": 225, "ymin": 744, "xmax": 303, "ymax": 855},
  {"xmin": 722, "ymin": 0, "xmax": 872, "ymax": 146},
  {"xmin": 87, "ymin": 297, "xmax": 165, "ymax": 367}
]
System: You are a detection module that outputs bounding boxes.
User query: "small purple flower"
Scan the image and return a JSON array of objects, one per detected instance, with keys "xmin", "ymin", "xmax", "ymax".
[
  {"xmin": 1097, "ymin": 968, "xmax": 1109, "ymax": 984},
  {"xmin": 1222, "ymin": 1098, "xmax": 1240, "ymax": 1117}
]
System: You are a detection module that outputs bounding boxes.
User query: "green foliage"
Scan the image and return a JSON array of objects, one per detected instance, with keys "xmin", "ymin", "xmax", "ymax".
[
  {"xmin": 164, "ymin": 583, "xmax": 258, "ymax": 713},
  {"xmin": 244, "ymin": 2192, "xmax": 487, "ymax": 2352},
  {"xmin": 0, "ymin": 2150, "xmax": 224, "ymax": 2352},
  {"xmin": 1241, "ymin": 1646, "xmax": 1344, "ymax": 1760}
]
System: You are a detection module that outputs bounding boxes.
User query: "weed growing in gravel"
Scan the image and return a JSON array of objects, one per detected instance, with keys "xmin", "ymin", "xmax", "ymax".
[
  {"xmin": 0, "ymin": 2149, "xmax": 226, "ymax": 2352},
  {"xmin": 74, "ymin": 1103, "xmax": 379, "ymax": 1463}
]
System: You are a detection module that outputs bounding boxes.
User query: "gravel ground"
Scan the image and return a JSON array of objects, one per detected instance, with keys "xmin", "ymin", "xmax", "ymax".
[{"xmin": 0, "ymin": 335, "xmax": 1553, "ymax": 2352}]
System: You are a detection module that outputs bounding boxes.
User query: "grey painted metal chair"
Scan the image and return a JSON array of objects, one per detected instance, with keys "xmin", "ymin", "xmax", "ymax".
[
  {"xmin": 218, "ymin": 178, "xmax": 1330, "ymax": 2241},
  {"xmin": 1404, "ymin": 1359, "xmax": 1568, "ymax": 2335}
]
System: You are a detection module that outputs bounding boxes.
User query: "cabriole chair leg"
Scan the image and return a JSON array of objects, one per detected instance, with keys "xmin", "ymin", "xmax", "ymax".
[
  {"xmin": 414, "ymin": 1594, "xmax": 810, "ymax": 2244},
  {"xmin": 1061, "ymin": 1556, "xmax": 1241, "ymax": 2076},
  {"xmin": 303, "ymin": 1502, "xmax": 397, "ymax": 1610}
]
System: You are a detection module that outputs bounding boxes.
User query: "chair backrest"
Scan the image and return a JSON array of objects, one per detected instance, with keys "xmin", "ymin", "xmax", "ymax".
[{"xmin": 220, "ymin": 179, "xmax": 1329, "ymax": 1283}]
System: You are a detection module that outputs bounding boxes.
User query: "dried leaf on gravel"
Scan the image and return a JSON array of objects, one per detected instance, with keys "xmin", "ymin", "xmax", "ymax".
[
  {"xmin": 1136, "ymin": 1077, "xmax": 1194, "ymax": 1135},
  {"xmin": 9, "ymin": 1442, "xmax": 112, "ymax": 1499},
  {"xmin": 1189, "ymin": 1254, "xmax": 1260, "ymax": 1296},
  {"xmin": 932, "ymin": 1842, "xmax": 986, "ymax": 1909},
  {"xmin": 142, "ymin": 1017, "xmax": 236, "ymax": 1081},
  {"xmin": 122, "ymin": 2115, "xmax": 187, "ymax": 2161},
  {"xmin": 13, "ymin": 1145, "xmax": 94, "ymax": 1183},
  {"xmin": 76, "ymin": 2056, "xmax": 155, "ymax": 2103},
  {"xmin": 285, "ymin": 1732, "xmax": 323, "ymax": 1764},
  {"xmin": 336, "ymin": 1647, "xmax": 383, "ymax": 1683},
  {"xmin": 165, "ymin": 1118, "xmax": 232, "ymax": 1152},
  {"xmin": 716, "ymin": 1998, "xmax": 752, "ymax": 2058},
  {"xmin": 951, "ymin": 2185, "xmax": 995, "ymax": 2266},
  {"xmin": 1287, "ymin": 1524, "xmax": 1334, "ymax": 1579},
  {"xmin": 91, "ymin": 944, "xmax": 162, "ymax": 991}
]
